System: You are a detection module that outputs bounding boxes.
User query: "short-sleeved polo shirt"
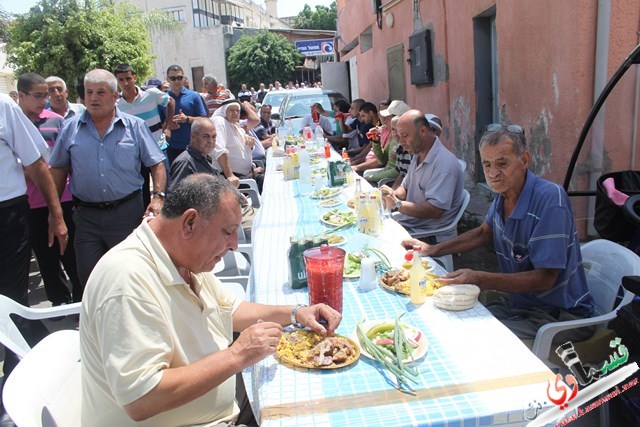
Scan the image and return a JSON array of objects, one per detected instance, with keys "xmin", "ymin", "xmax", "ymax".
[
  {"xmin": 26, "ymin": 109, "xmax": 73, "ymax": 209},
  {"xmin": 485, "ymin": 170, "xmax": 594, "ymax": 316},
  {"xmin": 396, "ymin": 138, "xmax": 464, "ymax": 239},
  {"xmin": 80, "ymin": 219, "xmax": 241, "ymax": 426},
  {"xmin": 116, "ymin": 86, "xmax": 170, "ymax": 145},
  {"xmin": 49, "ymin": 109, "xmax": 165, "ymax": 202}
]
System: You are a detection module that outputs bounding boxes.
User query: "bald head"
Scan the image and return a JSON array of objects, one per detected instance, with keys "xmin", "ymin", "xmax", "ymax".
[{"xmin": 396, "ymin": 109, "xmax": 435, "ymax": 155}]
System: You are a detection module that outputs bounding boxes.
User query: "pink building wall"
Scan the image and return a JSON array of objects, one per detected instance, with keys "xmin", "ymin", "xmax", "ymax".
[{"xmin": 337, "ymin": 0, "xmax": 640, "ymax": 234}]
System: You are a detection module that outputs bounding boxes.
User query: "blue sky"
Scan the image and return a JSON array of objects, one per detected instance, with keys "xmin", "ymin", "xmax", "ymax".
[{"xmin": 0, "ymin": 0, "xmax": 335, "ymax": 18}]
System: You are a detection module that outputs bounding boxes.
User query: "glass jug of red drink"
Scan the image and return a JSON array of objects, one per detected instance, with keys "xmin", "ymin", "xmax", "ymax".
[{"xmin": 303, "ymin": 244, "xmax": 346, "ymax": 313}]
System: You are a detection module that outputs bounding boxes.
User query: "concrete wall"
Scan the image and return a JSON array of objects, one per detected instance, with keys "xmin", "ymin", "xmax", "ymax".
[{"xmin": 337, "ymin": 0, "xmax": 640, "ymax": 234}]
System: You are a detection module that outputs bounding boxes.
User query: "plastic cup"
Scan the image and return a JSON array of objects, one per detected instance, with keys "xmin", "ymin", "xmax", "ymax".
[{"xmin": 303, "ymin": 244, "xmax": 346, "ymax": 313}]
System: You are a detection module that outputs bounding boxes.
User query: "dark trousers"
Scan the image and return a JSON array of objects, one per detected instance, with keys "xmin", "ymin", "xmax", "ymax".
[
  {"xmin": 30, "ymin": 201, "xmax": 81, "ymax": 304},
  {"xmin": 166, "ymin": 146, "xmax": 186, "ymax": 167},
  {"xmin": 73, "ymin": 194, "xmax": 144, "ymax": 288},
  {"xmin": 0, "ymin": 198, "xmax": 49, "ymax": 377}
]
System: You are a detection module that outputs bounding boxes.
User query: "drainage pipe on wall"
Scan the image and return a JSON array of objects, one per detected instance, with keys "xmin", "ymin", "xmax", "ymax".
[{"xmin": 586, "ymin": 0, "xmax": 611, "ymax": 236}]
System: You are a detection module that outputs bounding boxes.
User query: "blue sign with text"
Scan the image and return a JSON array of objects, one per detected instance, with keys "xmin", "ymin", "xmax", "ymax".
[{"xmin": 295, "ymin": 39, "xmax": 335, "ymax": 57}]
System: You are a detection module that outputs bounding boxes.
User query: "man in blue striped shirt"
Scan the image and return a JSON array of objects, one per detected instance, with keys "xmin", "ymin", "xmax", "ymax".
[
  {"xmin": 115, "ymin": 64, "xmax": 174, "ymax": 207},
  {"xmin": 405, "ymin": 125, "xmax": 595, "ymax": 343}
]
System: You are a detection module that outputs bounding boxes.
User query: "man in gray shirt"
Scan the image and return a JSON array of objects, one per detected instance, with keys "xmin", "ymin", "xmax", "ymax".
[{"xmin": 380, "ymin": 110, "xmax": 464, "ymax": 242}]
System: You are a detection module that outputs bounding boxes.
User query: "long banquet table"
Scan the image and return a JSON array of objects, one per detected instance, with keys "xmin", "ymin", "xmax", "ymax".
[{"xmin": 242, "ymin": 149, "xmax": 556, "ymax": 427}]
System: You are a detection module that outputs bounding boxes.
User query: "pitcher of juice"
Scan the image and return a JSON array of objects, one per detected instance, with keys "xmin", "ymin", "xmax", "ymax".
[{"xmin": 303, "ymin": 244, "xmax": 346, "ymax": 313}]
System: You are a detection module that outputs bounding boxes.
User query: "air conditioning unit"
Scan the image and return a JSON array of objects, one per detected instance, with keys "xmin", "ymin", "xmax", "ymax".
[{"xmin": 222, "ymin": 25, "xmax": 233, "ymax": 35}]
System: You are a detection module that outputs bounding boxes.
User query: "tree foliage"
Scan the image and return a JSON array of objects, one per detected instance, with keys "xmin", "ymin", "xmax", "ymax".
[
  {"xmin": 0, "ymin": 9, "xmax": 11, "ymax": 42},
  {"xmin": 293, "ymin": 2, "xmax": 337, "ymax": 31},
  {"xmin": 227, "ymin": 30, "xmax": 301, "ymax": 90},
  {"xmin": 6, "ymin": 0, "xmax": 175, "ymax": 98}
]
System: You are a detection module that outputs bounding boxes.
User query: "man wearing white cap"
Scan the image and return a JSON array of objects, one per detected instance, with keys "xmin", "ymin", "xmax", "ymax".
[{"xmin": 381, "ymin": 110, "xmax": 464, "ymax": 243}]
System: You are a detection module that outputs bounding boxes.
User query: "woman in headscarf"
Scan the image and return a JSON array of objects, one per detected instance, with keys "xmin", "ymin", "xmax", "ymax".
[{"xmin": 210, "ymin": 100, "xmax": 264, "ymax": 191}]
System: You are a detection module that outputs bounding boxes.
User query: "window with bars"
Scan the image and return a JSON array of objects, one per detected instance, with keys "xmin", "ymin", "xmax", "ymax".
[{"xmin": 193, "ymin": 0, "xmax": 220, "ymax": 28}]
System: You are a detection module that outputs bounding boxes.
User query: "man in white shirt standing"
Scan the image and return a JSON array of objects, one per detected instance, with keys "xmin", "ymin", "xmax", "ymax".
[{"xmin": 0, "ymin": 93, "xmax": 67, "ymax": 378}]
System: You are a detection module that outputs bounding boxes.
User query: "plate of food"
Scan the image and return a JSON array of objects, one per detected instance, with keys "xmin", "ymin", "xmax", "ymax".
[
  {"xmin": 321, "ymin": 210, "xmax": 357, "ymax": 227},
  {"xmin": 310, "ymin": 187, "xmax": 342, "ymax": 199},
  {"xmin": 346, "ymin": 198, "xmax": 356, "ymax": 209},
  {"xmin": 355, "ymin": 319, "xmax": 428, "ymax": 364},
  {"xmin": 379, "ymin": 264, "xmax": 441, "ymax": 296},
  {"xmin": 275, "ymin": 330, "xmax": 360, "ymax": 369},
  {"xmin": 317, "ymin": 199, "xmax": 341, "ymax": 209},
  {"xmin": 343, "ymin": 249, "xmax": 391, "ymax": 279},
  {"xmin": 325, "ymin": 234, "xmax": 347, "ymax": 246}
]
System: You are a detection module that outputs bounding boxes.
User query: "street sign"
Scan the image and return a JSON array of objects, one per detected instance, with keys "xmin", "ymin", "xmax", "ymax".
[{"xmin": 295, "ymin": 39, "xmax": 335, "ymax": 57}]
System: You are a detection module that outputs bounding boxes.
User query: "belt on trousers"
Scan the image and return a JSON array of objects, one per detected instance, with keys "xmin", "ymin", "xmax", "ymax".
[
  {"xmin": 72, "ymin": 190, "xmax": 141, "ymax": 210},
  {"xmin": 0, "ymin": 195, "xmax": 28, "ymax": 210}
]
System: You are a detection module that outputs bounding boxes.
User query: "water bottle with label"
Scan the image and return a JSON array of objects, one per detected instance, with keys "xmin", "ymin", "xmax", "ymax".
[{"xmin": 298, "ymin": 145, "xmax": 312, "ymax": 196}]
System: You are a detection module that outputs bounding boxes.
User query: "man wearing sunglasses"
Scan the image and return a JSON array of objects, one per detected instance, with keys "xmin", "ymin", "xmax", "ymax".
[
  {"xmin": 405, "ymin": 124, "xmax": 594, "ymax": 344},
  {"xmin": 165, "ymin": 65, "xmax": 208, "ymax": 165}
]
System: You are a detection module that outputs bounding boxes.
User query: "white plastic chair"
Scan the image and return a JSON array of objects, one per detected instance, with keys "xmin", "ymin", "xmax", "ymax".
[
  {"xmin": 3, "ymin": 329, "xmax": 81, "ymax": 427},
  {"xmin": 531, "ymin": 239, "xmax": 640, "ymax": 368},
  {"xmin": 0, "ymin": 295, "xmax": 81, "ymax": 359},
  {"xmin": 218, "ymin": 277, "xmax": 247, "ymax": 300},
  {"xmin": 393, "ymin": 189, "xmax": 470, "ymax": 272},
  {"xmin": 239, "ymin": 178, "xmax": 261, "ymax": 208},
  {"xmin": 214, "ymin": 244, "xmax": 253, "ymax": 279}
]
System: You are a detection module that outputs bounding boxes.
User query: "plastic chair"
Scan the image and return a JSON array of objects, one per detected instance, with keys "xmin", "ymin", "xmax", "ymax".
[
  {"xmin": 457, "ymin": 158, "xmax": 467, "ymax": 174},
  {"xmin": 0, "ymin": 295, "xmax": 81, "ymax": 359},
  {"xmin": 239, "ymin": 178, "xmax": 261, "ymax": 208},
  {"xmin": 218, "ymin": 277, "xmax": 247, "ymax": 300},
  {"xmin": 393, "ymin": 189, "xmax": 470, "ymax": 272},
  {"xmin": 2, "ymin": 329, "xmax": 81, "ymax": 427},
  {"xmin": 530, "ymin": 239, "xmax": 640, "ymax": 368},
  {"xmin": 214, "ymin": 244, "xmax": 253, "ymax": 278}
]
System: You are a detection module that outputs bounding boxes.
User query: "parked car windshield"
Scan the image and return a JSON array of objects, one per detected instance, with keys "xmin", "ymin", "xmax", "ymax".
[{"xmin": 261, "ymin": 90, "xmax": 294, "ymax": 114}]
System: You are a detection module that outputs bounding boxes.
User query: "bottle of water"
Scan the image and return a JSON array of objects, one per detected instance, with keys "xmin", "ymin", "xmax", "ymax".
[
  {"xmin": 314, "ymin": 125, "xmax": 324, "ymax": 149},
  {"xmin": 286, "ymin": 119, "xmax": 294, "ymax": 137},
  {"xmin": 298, "ymin": 145, "xmax": 312, "ymax": 196}
]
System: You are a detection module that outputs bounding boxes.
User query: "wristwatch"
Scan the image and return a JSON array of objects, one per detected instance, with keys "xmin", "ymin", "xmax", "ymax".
[
  {"xmin": 186, "ymin": 116, "xmax": 190, "ymax": 124},
  {"xmin": 392, "ymin": 200, "xmax": 402, "ymax": 212},
  {"xmin": 152, "ymin": 191, "xmax": 166, "ymax": 198},
  {"xmin": 290, "ymin": 304, "xmax": 307, "ymax": 328}
]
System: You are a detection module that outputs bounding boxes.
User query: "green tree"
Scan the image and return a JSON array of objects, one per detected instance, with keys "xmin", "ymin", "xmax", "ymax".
[
  {"xmin": 0, "ymin": 8, "xmax": 12, "ymax": 42},
  {"xmin": 6, "ymin": 0, "xmax": 176, "ymax": 98},
  {"xmin": 227, "ymin": 30, "xmax": 301, "ymax": 90},
  {"xmin": 293, "ymin": 2, "xmax": 337, "ymax": 31}
]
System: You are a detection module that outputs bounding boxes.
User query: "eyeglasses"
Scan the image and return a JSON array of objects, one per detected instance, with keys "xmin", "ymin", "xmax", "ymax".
[
  {"xmin": 168, "ymin": 76, "xmax": 184, "ymax": 81},
  {"xmin": 486, "ymin": 124, "xmax": 525, "ymax": 135},
  {"xmin": 24, "ymin": 92, "xmax": 48, "ymax": 101}
]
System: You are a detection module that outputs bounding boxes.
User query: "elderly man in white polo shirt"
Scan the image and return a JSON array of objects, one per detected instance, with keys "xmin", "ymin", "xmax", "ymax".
[{"xmin": 380, "ymin": 110, "xmax": 464, "ymax": 243}]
